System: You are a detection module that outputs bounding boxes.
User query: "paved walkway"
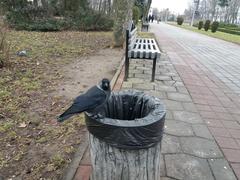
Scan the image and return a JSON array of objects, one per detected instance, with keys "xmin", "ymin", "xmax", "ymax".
[
  {"xmin": 73, "ymin": 23, "xmax": 240, "ymax": 180},
  {"xmin": 150, "ymin": 22, "xmax": 240, "ymax": 179}
]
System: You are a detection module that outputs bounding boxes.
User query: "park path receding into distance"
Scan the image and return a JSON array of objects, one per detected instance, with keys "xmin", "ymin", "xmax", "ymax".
[{"xmin": 151, "ymin": 22, "xmax": 240, "ymax": 179}]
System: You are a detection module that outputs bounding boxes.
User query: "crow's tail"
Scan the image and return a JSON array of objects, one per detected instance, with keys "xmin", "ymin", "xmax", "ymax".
[{"xmin": 57, "ymin": 104, "xmax": 84, "ymax": 122}]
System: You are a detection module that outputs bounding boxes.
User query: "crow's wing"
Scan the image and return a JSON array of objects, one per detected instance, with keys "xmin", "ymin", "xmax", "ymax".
[
  {"xmin": 73, "ymin": 85, "xmax": 107, "ymax": 110},
  {"xmin": 58, "ymin": 86, "xmax": 106, "ymax": 121}
]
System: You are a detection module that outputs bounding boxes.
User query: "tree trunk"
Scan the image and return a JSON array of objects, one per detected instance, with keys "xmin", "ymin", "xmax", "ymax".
[
  {"xmin": 89, "ymin": 134, "xmax": 161, "ymax": 180},
  {"xmin": 41, "ymin": 0, "xmax": 48, "ymax": 9},
  {"xmin": 107, "ymin": 0, "xmax": 111, "ymax": 14},
  {"xmin": 33, "ymin": 0, "xmax": 38, "ymax": 7},
  {"xmin": 112, "ymin": 0, "xmax": 134, "ymax": 47}
]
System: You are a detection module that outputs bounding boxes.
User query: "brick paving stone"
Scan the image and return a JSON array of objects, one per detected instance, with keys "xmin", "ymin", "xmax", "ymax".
[
  {"xmin": 216, "ymin": 112, "xmax": 235, "ymax": 121},
  {"xmin": 130, "ymin": 69, "xmax": 143, "ymax": 74},
  {"xmin": 192, "ymin": 124, "xmax": 214, "ymax": 139},
  {"xmin": 236, "ymin": 139, "xmax": 240, "ymax": 147},
  {"xmin": 231, "ymin": 163, "xmax": 240, "ymax": 179},
  {"xmin": 199, "ymin": 111, "xmax": 217, "ymax": 119},
  {"xmin": 134, "ymin": 73, "xmax": 151, "ymax": 79},
  {"xmin": 208, "ymin": 159, "xmax": 237, "ymax": 180},
  {"xmin": 74, "ymin": 165, "xmax": 92, "ymax": 180},
  {"xmin": 155, "ymin": 75, "xmax": 172, "ymax": 81},
  {"xmin": 150, "ymin": 22, "xmax": 240, "ymax": 180},
  {"xmin": 182, "ymin": 102, "xmax": 198, "ymax": 113},
  {"xmin": 232, "ymin": 114, "xmax": 240, "ymax": 122},
  {"xmin": 173, "ymin": 81, "xmax": 185, "ymax": 87},
  {"xmin": 204, "ymin": 118, "xmax": 224, "ymax": 128},
  {"xmin": 155, "ymin": 85, "xmax": 177, "ymax": 92},
  {"xmin": 164, "ymin": 120, "xmax": 194, "ymax": 136},
  {"xmin": 132, "ymin": 83, "xmax": 154, "ymax": 90},
  {"xmin": 229, "ymin": 129, "xmax": 240, "ymax": 139},
  {"xmin": 163, "ymin": 81, "xmax": 177, "ymax": 86},
  {"xmin": 121, "ymin": 81, "xmax": 133, "ymax": 89},
  {"xmin": 180, "ymin": 137, "xmax": 223, "ymax": 158},
  {"xmin": 222, "ymin": 149, "xmax": 240, "ymax": 163},
  {"xmin": 221, "ymin": 120, "xmax": 240, "ymax": 129},
  {"xmin": 193, "ymin": 98, "xmax": 209, "ymax": 105},
  {"xmin": 176, "ymin": 86, "xmax": 189, "ymax": 94},
  {"xmin": 160, "ymin": 155, "xmax": 166, "ymax": 177},
  {"xmin": 161, "ymin": 134, "xmax": 182, "ymax": 153},
  {"xmin": 210, "ymin": 106, "xmax": 228, "ymax": 113},
  {"xmin": 226, "ymin": 107, "xmax": 240, "ymax": 115},
  {"xmin": 145, "ymin": 90, "xmax": 167, "ymax": 99},
  {"xmin": 80, "ymin": 148, "xmax": 91, "ymax": 165},
  {"xmin": 195, "ymin": 104, "xmax": 212, "ymax": 111},
  {"xmin": 167, "ymin": 93, "xmax": 192, "ymax": 102},
  {"xmin": 127, "ymin": 78, "xmax": 146, "ymax": 83},
  {"xmin": 165, "ymin": 110, "xmax": 173, "ymax": 119},
  {"xmin": 162, "ymin": 100, "xmax": 184, "ymax": 111},
  {"xmin": 160, "ymin": 177, "xmax": 175, "ymax": 180},
  {"xmin": 173, "ymin": 111, "xmax": 203, "ymax": 124},
  {"xmin": 215, "ymin": 137, "xmax": 240, "ymax": 149},
  {"xmin": 209, "ymin": 127, "xmax": 232, "ymax": 137},
  {"xmin": 165, "ymin": 154, "xmax": 214, "ymax": 180}
]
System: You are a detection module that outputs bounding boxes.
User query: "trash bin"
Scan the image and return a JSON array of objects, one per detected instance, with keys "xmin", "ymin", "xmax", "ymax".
[{"xmin": 85, "ymin": 90, "xmax": 166, "ymax": 180}]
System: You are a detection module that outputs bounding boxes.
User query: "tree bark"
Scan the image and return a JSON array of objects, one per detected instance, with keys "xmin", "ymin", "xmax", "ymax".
[
  {"xmin": 112, "ymin": 0, "xmax": 134, "ymax": 47},
  {"xmin": 89, "ymin": 134, "xmax": 161, "ymax": 180}
]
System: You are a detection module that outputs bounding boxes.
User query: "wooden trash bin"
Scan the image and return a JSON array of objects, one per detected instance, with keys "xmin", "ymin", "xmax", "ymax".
[{"xmin": 85, "ymin": 90, "xmax": 166, "ymax": 180}]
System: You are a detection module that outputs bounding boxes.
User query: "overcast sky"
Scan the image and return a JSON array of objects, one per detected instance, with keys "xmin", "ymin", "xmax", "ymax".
[{"xmin": 151, "ymin": 0, "xmax": 191, "ymax": 14}]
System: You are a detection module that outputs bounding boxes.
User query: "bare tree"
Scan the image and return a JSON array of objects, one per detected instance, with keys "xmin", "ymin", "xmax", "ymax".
[{"xmin": 112, "ymin": 0, "xmax": 135, "ymax": 47}]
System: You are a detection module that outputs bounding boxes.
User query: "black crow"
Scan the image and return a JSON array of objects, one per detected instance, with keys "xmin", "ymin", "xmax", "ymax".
[{"xmin": 57, "ymin": 78, "xmax": 111, "ymax": 122}]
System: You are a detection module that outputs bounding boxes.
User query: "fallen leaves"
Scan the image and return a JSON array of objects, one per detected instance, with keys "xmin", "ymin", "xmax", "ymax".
[{"xmin": 18, "ymin": 122, "xmax": 27, "ymax": 128}]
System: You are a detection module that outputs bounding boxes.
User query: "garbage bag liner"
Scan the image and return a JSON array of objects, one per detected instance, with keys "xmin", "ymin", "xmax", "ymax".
[{"xmin": 85, "ymin": 90, "xmax": 166, "ymax": 150}]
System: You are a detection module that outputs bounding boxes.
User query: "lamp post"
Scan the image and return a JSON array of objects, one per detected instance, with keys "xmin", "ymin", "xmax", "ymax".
[{"xmin": 190, "ymin": 0, "xmax": 200, "ymax": 26}]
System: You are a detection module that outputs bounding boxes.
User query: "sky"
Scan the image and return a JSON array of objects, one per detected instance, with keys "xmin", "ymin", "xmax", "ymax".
[{"xmin": 151, "ymin": 0, "xmax": 191, "ymax": 14}]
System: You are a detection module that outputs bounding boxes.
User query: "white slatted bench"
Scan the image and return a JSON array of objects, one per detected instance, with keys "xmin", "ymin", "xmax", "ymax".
[{"xmin": 125, "ymin": 22, "xmax": 161, "ymax": 82}]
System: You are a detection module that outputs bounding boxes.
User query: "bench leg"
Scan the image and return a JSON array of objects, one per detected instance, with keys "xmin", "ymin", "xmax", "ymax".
[
  {"xmin": 151, "ymin": 58, "xmax": 157, "ymax": 82},
  {"xmin": 125, "ymin": 57, "xmax": 129, "ymax": 81}
]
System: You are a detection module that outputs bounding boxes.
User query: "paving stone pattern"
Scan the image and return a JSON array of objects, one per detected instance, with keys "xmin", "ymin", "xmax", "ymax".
[
  {"xmin": 121, "ymin": 56, "xmax": 237, "ymax": 180},
  {"xmin": 74, "ymin": 23, "xmax": 240, "ymax": 180},
  {"xmin": 150, "ymin": 23, "xmax": 240, "ymax": 179}
]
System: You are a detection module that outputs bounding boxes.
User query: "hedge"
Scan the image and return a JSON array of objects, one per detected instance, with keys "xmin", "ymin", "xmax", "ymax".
[{"xmin": 217, "ymin": 28, "xmax": 240, "ymax": 35}]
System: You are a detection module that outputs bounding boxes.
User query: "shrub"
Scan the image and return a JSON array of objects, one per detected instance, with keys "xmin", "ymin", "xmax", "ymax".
[
  {"xmin": 132, "ymin": 6, "xmax": 140, "ymax": 25},
  {"xmin": 5, "ymin": 6, "xmax": 114, "ymax": 31},
  {"xmin": 0, "ymin": 28, "xmax": 9, "ymax": 68},
  {"xmin": 217, "ymin": 28, "xmax": 240, "ymax": 35},
  {"xmin": 211, "ymin": 21, "xmax": 219, "ymax": 33},
  {"xmin": 67, "ymin": 9, "xmax": 114, "ymax": 31},
  {"xmin": 204, "ymin": 20, "xmax": 211, "ymax": 31},
  {"xmin": 177, "ymin": 16, "xmax": 184, "ymax": 25},
  {"xmin": 198, "ymin": 21, "xmax": 203, "ymax": 30},
  {"xmin": 219, "ymin": 22, "xmax": 238, "ymax": 28}
]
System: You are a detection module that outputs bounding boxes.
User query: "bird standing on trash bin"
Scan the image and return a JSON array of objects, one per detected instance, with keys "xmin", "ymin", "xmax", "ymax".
[{"xmin": 57, "ymin": 78, "xmax": 111, "ymax": 122}]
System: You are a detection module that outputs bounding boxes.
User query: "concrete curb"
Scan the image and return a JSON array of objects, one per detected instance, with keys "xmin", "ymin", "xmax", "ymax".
[
  {"xmin": 110, "ymin": 57, "xmax": 125, "ymax": 90},
  {"xmin": 62, "ymin": 52, "xmax": 125, "ymax": 180},
  {"xmin": 61, "ymin": 130, "xmax": 88, "ymax": 180}
]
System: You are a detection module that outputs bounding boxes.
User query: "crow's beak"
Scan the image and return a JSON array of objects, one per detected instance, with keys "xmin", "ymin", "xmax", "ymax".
[{"xmin": 102, "ymin": 82, "xmax": 109, "ymax": 90}]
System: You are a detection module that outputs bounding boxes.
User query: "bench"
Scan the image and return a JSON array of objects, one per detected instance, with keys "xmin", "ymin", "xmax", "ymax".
[
  {"xmin": 125, "ymin": 22, "xmax": 161, "ymax": 82},
  {"xmin": 141, "ymin": 21, "xmax": 149, "ymax": 31}
]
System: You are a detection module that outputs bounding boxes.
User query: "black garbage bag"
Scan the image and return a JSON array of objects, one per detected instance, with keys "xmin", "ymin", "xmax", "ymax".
[{"xmin": 85, "ymin": 90, "xmax": 166, "ymax": 150}]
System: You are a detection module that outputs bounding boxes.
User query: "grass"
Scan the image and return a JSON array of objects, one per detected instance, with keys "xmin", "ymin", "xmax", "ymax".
[
  {"xmin": 168, "ymin": 22, "xmax": 240, "ymax": 45},
  {"xmin": 136, "ymin": 22, "xmax": 155, "ymax": 38},
  {"xmin": 0, "ymin": 28, "xmax": 112, "ymax": 179}
]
